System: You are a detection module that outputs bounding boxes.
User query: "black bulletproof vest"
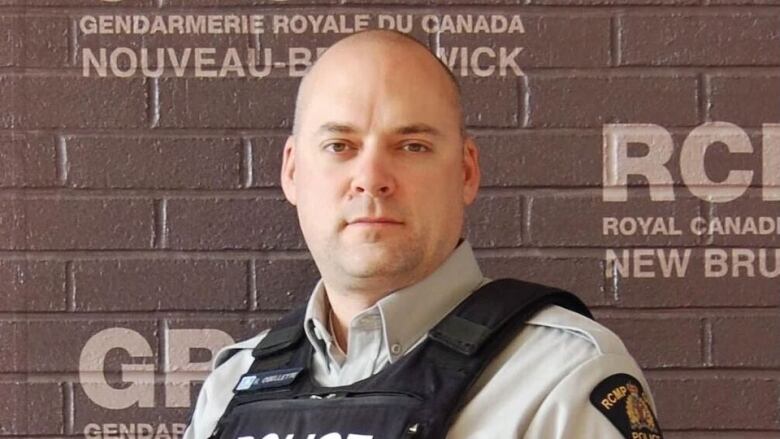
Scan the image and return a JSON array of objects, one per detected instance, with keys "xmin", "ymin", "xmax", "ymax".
[{"xmin": 208, "ymin": 278, "xmax": 592, "ymax": 439}]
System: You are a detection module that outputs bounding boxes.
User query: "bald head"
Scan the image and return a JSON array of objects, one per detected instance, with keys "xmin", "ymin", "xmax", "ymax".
[
  {"xmin": 292, "ymin": 30, "xmax": 464, "ymax": 139},
  {"xmin": 279, "ymin": 29, "xmax": 482, "ymax": 300}
]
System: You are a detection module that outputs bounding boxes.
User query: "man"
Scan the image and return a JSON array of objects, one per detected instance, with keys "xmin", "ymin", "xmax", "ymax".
[{"xmin": 184, "ymin": 29, "xmax": 662, "ymax": 439}]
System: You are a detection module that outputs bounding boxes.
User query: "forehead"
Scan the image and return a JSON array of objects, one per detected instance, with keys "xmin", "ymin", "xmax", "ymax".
[{"xmin": 297, "ymin": 44, "xmax": 461, "ymax": 138}]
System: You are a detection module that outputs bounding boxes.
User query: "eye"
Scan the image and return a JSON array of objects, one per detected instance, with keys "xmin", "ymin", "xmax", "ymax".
[
  {"xmin": 402, "ymin": 142, "xmax": 430, "ymax": 153},
  {"xmin": 324, "ymin": 142, "xmax": 350, "ymax": 153}
]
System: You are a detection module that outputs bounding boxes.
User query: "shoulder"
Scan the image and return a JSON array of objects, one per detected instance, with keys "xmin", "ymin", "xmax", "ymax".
[
  {"xmin": 467, "ymin": 304, "xmax": 634, "ymax": 397},
  {"xmin": 526, "ymin": 304, "xmax": 629, "ymax": 356},
  {"xmin": 521, "ymin": 305, "xmax": 658, "ymax": 412},
  {"xmin": 185, "ymin": 330, "xmax": 270, "ymax": 439},
  {"xmin": 464, "ymin": 303, "xmax": 643, "ymax": 405},
  {"xmin": 451, "ymin": 304, "xmax": 650, "ymax": 436}
]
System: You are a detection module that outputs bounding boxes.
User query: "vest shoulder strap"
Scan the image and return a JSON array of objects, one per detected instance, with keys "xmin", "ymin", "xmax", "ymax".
[
  {"xmin": 250, "ymin": 278, "xmax": 592, "ymax": 360},
  {"xmin": 251, "ymin": 306, "xmax": 307, "ymax": 360},
  {"xmin": 429, "ymin": 278, "xmax": 592, "ymax": 356}
]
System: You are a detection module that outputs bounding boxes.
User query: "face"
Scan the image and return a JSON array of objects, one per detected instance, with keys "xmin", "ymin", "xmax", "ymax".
[{"xmin": 281, "ymin": 41, "xmax": 480, "ymax": 294}]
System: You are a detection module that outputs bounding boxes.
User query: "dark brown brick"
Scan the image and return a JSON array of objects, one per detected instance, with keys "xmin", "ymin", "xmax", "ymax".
[
  {"xmin": 0, "ymin": 382, "xmax": 63, "ymax": 435},
  {"xmin": 603, "ymin": 126, "xmax": 765, "ymax": 190},
  {"xmin": 475, "ymin": 132, "xmax": 602, "ymax": 187},
  {"xmin": 707, "ymin": 189, "xmax": 780, "ymax": 247},
  {"xmin": 614, "ymin": 248, "xmax": 780, "ymax": 308},
  {"xmin": 466, "ymin": 194, "xmax": 523, "ymax": 248},
  {"xmin": 711, "ymin": 314, "xmax": 780, "ymax": 367},
  {"xmin": 0, "ymin": 320, "xmax": 157, "ymax": 373},
  {"xmin": 0, "ymin": 15, "xmax": 69, "ymax": 67},
  {"xmin": 66, "ymin": 136, "xmax": 242, "ymax": 189},
  {"xmin": 481, "ymin": 128, "xmax": 764, "ymax": 189},
  {"xmin": 73, "ymin": 319, "xmax": 276, "ymax": 431},
  {"xmin": 666, "ymin": 433, "xmax": 780, "ymax": 439},
  {"xmin": 0, "ymin": 0, "xmax": 153, "ymax": 4},
  {"xmin": 153, "ymin": 34, "xmax": 252, "ymax": 69},
  {"xmin": 528, "ymin": 191, "xmax": 702, "ymax": 247},
  {"xmin": 0, "ymin": 198, "xmax": 153, "ymax": 250},
  {"xmin": 76, "ymin": 21, "xmax": 144, "ymax": 72},
  {"xmin": 527, "ymin": 73, "xmax": 699, "ymax": 128},
  {"xmin": 650, "ymin": 376, "xmax": 780, "ymax": 429},
  {"xmin": 250, "ymin": 135, "xmax": 286, "ymax": 188},
  {"xmin": 0, "ymin": 260, "xmax": 66, "ymax": 311},
  {"xmin": 439, "ymin": 15, "xmax": 610, "ymax": 68},
  {"xmin": 621, "ymin": 14, "xmax": 780, "ymax": 66},
  {"xmin": 166, "ymin": 197, "xmax": 304, "ymax": 250},
  {"xmin": 531, "ymin": 0, "xmax": 697, "ymax": 3},
  {"xmin": 709, "ymin": 75, "xmax": 780, "ymax": 127},
  {"xmin": 708, "ymin": 0, "xmax": 778, "ymax": 3},
  {"xmin": 164, "ymin": 0, "xmax": 338, "ymax": 4},
  {"xmin": 461, "ymin": 76, "xmax": 520, "ymax": 128},
  {"xmin": 77, "ymin": 21, "xmax": 252, "ymax": 69},
  {"xmin": 478, "ymin": 254, "xmax": 608, "ymax": 305},
  {"xmin": 597, "ymin": 313, "xmax": 702, "ymax": 368},
  {"xmin": 73, "ymin": 259, "xmax": 249, "ymax": 311},
  {"xmin": 257, "ymin": 13, "xmax": 430, "ymax": 64},
  {"xmin": 73, "ymin": 381, "xmax": 190, "ymax": 435},
  {"xmin": 158, "ymin": 76, "xmax": 298, "ymax": 129},
  {"xmin": 0, "ymin": 134, "xmax": 58, "ymax": 187},
  {"xmin": 674, "ymin": 127, "xmax": 764, "ymax": 188},
  {"xmin": 165, "ymin": 317, "xmax": 273, "ymax": 353},
  {"xmin": 255, "ymin": 256, "xmax": 318, "ymax": 311},
  {"xmin": 0, "ymin": 75, "xmax": 147, "ymax": 129}
]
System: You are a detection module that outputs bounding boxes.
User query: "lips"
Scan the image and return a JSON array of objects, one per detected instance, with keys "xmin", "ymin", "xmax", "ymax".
[{"xmin": 348, "ymin": 217, "xmax": 404, "ymax": 226}]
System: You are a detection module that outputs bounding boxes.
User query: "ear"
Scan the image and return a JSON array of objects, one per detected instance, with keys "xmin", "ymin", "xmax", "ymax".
[
  {"xmin": 462, "ymin": 135, "xmax": 481, "ymax": 205},
  {"xmin": 280, "ymin": 135, "xmax": 297, "ymax": 205}
]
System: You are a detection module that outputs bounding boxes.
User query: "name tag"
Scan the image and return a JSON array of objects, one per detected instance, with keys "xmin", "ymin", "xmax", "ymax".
[{"xmin": 233, "ymin": 367, "xmax": 304, "ymax": 393}]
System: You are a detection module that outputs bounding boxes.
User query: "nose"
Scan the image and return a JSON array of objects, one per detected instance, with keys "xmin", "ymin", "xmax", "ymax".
[{"xmin": 350, "ymin": 147, "xmax": 396, "ymax": 198}]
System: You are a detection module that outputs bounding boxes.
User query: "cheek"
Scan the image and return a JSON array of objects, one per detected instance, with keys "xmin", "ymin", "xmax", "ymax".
[
  {"xmin": 294, "ymin": 166, "xmax": 343, "ymax": 237},
  {"xmin": 295, "ymin": 161, "xmax": 342, "ymax": 204},
  {"xmin": 408, "ymin": 168, "xmax": 465, "ymax": 219}
]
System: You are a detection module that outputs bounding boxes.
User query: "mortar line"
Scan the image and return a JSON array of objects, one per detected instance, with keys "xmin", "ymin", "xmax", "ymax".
[
  {"xmin": 68, "ymin": 18, "xmax": 78, "ymax": 67},
  {"xmin": 65, "ymin": 260, "xmax": 75, "ymax": 312},
  {"xmin": 55, "ymin": 134, "xmax": 68, "ymax": 186},
  {"xmin": 703, "ymin": 317, "xmax": 714, "ymax": 367},
  {"xmin": 64, "ymin": 381, "xmax": 74, "ymax": 435},
  {"xmin": 159, "ymin": 318, "xmax": 169, "ymax": 374},
  {"xmin": 153, "ymin": 198, "xmax": 168, "ymax": 249},
  {"xmin": 610, "ymin": 14, "xmax": 622, "ymax": 67},
  {"xmin": 148, "ymin": 77, "xmax": 161, "ymax": 128},
  {"xmin": 520, "ymin": 74, "xmax": 530, "ymax": 128},
  {"xmin": 700, "ymin": 73, "xmax": 711, "ymax": 123},
  {"xmin": 248, "ymin": 258, "xmax": 257, "ymax": 311},
  {"xmin": 241, "ymin": 138, "xmax": 253, "ymax": 188}
]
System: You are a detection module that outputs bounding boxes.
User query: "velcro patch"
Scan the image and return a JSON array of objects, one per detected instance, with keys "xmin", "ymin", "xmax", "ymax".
[
  {"xmin": 589, "ymin": 373, "xmax": 663, "ymax": 439},
  {"xmin": 233, "ymin": 367, "xmax": 303, "ymax": 393}
]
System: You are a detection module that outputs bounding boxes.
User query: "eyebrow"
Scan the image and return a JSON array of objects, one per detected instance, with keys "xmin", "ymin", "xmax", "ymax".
[
  {"xmin": 313, "ymin": 122, "xmax": 443, "ymax": 138},
  {"xmin": 394, "ymin": 123, "xmax": 443, "ymax": 137},
  {"xmin": 315, "ymin": 122, "xmax": 357, "ymax": 136}
]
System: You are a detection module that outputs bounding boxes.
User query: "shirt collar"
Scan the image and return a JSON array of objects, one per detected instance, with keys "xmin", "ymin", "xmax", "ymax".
[
  {"xmin": 302, "ymin": 240, "xmax": 485, "ymax": 363},
  {"xmin": 303, "ymin": 279, "xmax": 334, "ymax": 362}
]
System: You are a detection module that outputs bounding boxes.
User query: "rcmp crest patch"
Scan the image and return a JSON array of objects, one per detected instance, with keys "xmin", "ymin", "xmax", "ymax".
[{"xmin": 589, "ymin": 373, "xmax": 663, "ymax": 439}]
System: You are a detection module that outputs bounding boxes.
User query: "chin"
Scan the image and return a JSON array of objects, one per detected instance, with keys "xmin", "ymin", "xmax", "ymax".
[{"xmin": 339, "ymin": 245, "xmax": 423, "ymax": 280}]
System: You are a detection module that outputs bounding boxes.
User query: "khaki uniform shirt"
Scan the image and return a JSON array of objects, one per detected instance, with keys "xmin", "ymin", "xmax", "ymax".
[{"xmin": 184, "ymin": 241, "xmax": 659, "ymax": 439}]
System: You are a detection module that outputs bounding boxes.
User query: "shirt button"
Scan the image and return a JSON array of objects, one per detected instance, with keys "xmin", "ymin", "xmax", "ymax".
[{"xmin": 390, "ymin": 343, "xmax": 402, "ymax": 355}]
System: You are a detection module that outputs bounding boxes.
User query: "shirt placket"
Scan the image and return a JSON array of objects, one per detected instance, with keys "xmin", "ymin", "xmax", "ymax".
[{"xmin": 339, "ymin": 312, "xmax": 384, "ymax": 385}]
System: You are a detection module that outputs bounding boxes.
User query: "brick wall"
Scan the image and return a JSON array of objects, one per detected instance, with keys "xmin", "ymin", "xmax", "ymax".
[{"xmin": 1, "ymin": 1, "xmax": 779, "ymax": 438}]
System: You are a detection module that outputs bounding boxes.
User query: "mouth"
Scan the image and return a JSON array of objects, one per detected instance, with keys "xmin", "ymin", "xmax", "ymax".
[{"xmin": 347, "ymin": 217, "xmax": 404, "ymax": 227}]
